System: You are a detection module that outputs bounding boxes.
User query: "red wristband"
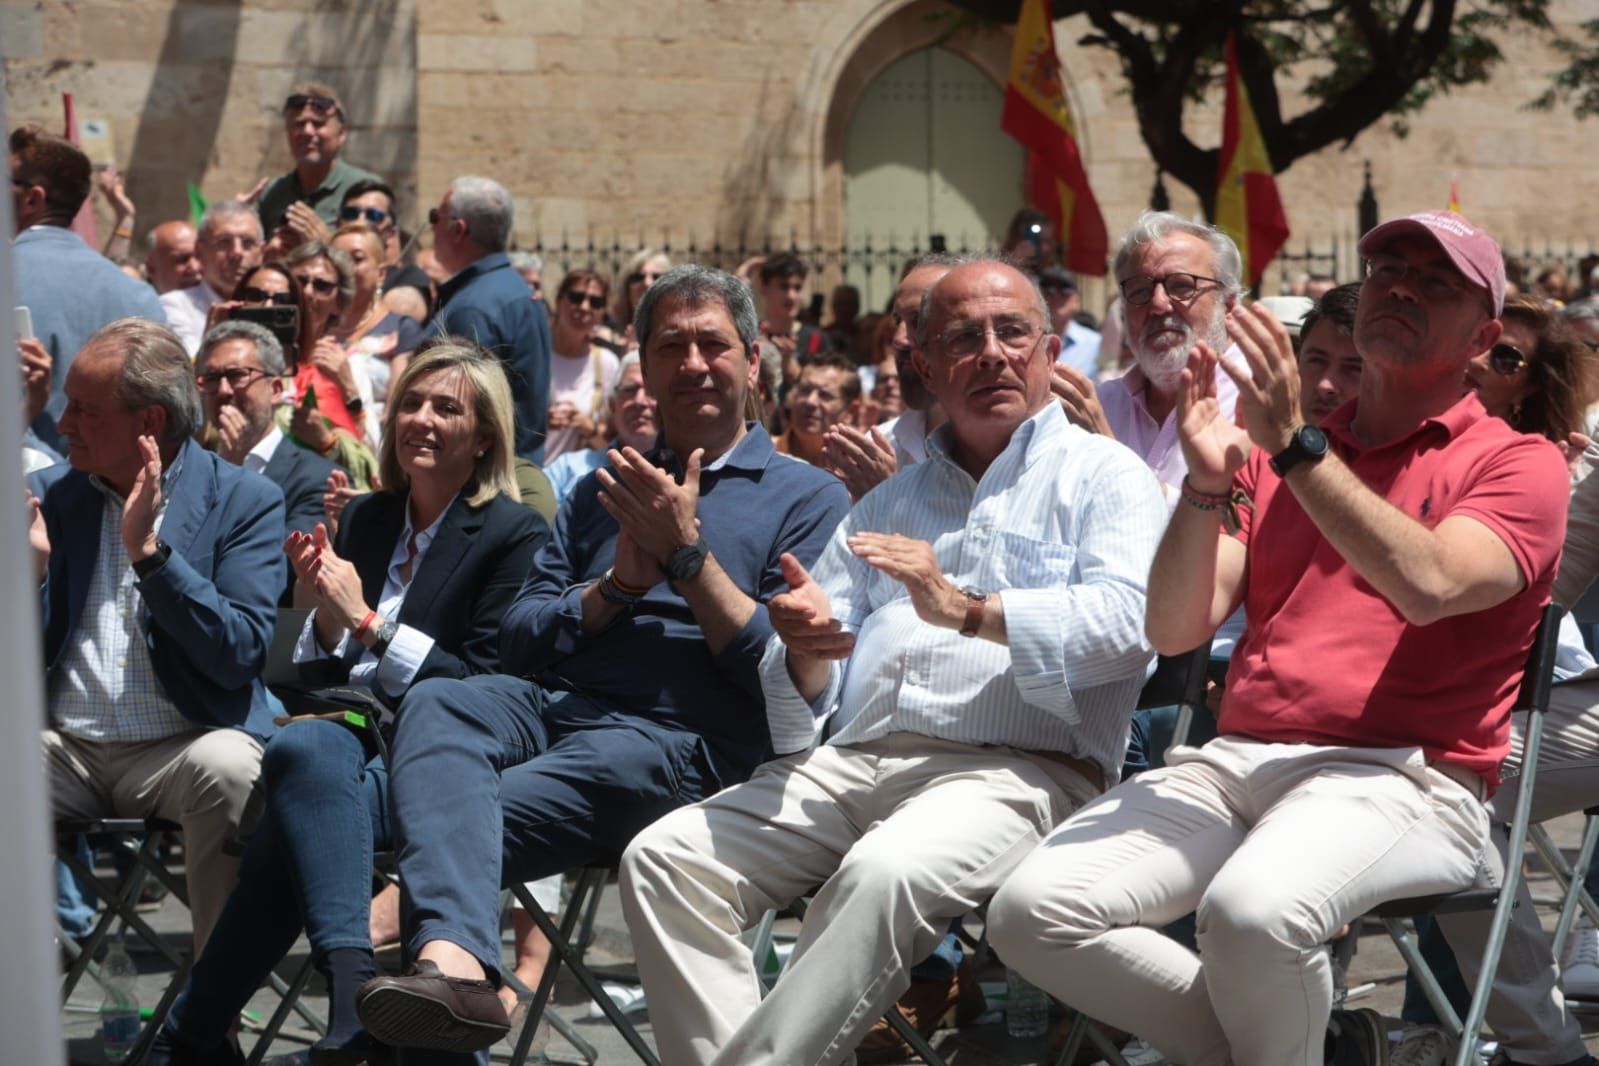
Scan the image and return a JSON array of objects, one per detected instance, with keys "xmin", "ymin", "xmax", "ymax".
[{"xmin": 353, "ymin": 609, "xmax": 379, "ymax": 641}]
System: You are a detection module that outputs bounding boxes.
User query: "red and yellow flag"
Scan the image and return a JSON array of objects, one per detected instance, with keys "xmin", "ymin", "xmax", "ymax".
[
  {"xmin": 1000, "ymin": 0, "xmax": 1108, "ymax": 275},
  {"xmin": 1215, "ymin": 31, "xmax": 1288, "ymax": 287},
  {"xmin": 1447, "ymin": 178, "xmax": 1463, "ymax": 213}
]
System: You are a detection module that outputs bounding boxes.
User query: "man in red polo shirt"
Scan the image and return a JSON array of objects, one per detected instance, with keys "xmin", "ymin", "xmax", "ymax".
[{"xmin": 988, "ymin": 212, "xmax": 1590, "ymax": 1066}]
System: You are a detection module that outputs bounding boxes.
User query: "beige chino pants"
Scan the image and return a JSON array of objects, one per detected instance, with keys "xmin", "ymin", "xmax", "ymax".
[
  {"xmin": 619, "ymin": 733, "xmax": 1101, "ymax": 1066},
  {"xmin": 46, "ymin": 728, "xmax": 263, "ymax": 953},
  {"xmin": 987, "ymin": 737, "xmax": 1493, "ymax": 1066}
]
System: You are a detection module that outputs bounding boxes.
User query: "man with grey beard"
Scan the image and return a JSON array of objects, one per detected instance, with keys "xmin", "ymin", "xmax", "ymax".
[{"xmin": 1052, "ymin": 211, "xmax": 1244, "ymax": 507}]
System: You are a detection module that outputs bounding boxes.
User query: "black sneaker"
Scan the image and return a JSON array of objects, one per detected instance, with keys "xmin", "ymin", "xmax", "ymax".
[{"xmin": 1328, "ymin": 1008, "xmax": 1389, "ymax": 1066}]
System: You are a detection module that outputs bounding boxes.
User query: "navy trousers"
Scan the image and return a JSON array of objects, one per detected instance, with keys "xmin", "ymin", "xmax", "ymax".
[{"xmin": 387, "ymin": 675, "xmax": 723, "ymax": 1066}]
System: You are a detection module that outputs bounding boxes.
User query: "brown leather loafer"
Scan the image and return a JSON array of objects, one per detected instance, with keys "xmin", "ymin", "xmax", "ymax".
[{"xmin": 356, "ymin": 959, "xmax": 511, "ymax": 1053}]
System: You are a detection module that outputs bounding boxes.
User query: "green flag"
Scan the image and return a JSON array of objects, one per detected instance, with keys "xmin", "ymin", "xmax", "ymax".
[{"xmin": 186, "ymin": 182, "xmax": 207, "ymax": 225}]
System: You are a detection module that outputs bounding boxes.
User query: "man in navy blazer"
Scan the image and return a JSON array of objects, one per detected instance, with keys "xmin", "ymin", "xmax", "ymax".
[
  {"xmin": 427, "ymin": 175, "xmax": 552, "ymax": 462},
  {"xmin": 35, "ymin": 318, "xmax": 285, "ymax": 952},
  {"xmin": 196, "ymin": 319, "xmax": 342, "ymax": 602},
  {"xmin": 10, "ymin": 125, "xmax": 166, "ymax": 451}
]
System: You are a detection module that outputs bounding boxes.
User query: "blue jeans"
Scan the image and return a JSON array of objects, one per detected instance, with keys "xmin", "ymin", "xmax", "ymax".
[
  {"xmin": 167, "ymin": 719, "xmax": 389, "ymax": 1044},
  {"xmin": 387, "ymin": 676, "xmax": 722, "ymax": 1066},
  {"xmin": 56, "ymin": 837, "xmax": 98, "ymax": 940}
]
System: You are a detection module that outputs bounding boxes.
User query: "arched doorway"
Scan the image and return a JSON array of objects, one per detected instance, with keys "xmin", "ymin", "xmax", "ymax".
[{"xmin": 841, "ymin": 45, "xmax": 1025, "ymax": 307}]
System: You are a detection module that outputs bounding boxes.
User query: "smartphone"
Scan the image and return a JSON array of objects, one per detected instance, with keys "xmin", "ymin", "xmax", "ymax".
[
  {"xmin": 14, "ymin": 306, "xmax": 33, "ymax": 340},
  {"xmin": 228, "ymin": 304, "xmax": 300, "ymax": 373}
]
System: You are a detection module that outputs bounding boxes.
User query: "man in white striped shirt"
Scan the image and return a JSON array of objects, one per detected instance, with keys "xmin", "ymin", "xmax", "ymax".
[{"xmin": 619, "ymin": 258, "xmax": 1167, "ymax": 1066}]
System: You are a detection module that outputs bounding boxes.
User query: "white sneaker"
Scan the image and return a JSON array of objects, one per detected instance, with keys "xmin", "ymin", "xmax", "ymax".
[
  {"xmin": 1560, "ymin": 915, "xmax": 1599, "ymax": 1000},
  {"xmin": 1389, "ymin": 1027, "xmax": 1447, "ymax": 1066}
]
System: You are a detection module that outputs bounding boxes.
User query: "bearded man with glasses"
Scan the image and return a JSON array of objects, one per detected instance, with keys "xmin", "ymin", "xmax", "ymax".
[{"xmin": 1052, "ymin": 211, "xmax": 1245, "ymax": 509}]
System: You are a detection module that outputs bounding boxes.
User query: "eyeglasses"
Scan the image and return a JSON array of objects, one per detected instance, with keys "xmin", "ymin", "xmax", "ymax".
[
  {"xmin": 339, "ymin": 205, "xmax": 390, "ymax": 226},
  {"xmin": 564, "ymin": 290, "xmax": 607, "ymax": 311},
  {"xmin": 1118, "ymin": 273, "xmax": 1223, "ymax": 307},
  {"xmin": 197, "ymin": 367, "xmax": 270, "ymax": 392},
  {"xmin": 935, "ymin": 319, "xmax": 1045, "ymax": 359},
  {"xmin": 1363, "ymin": 256, "xmax": 1471, "ymax": 303},
  {"xmin": 238, "ymin": 287, "xmax": 297, "ymax": 306},
  {"xmin": 293, "ymin": 274, "xmax": 339, "ymax": 296},
  {"xmin": 284, "ymin": 94, "xmax": 339, "ymax": 117},
  {"xmin": 1487, "ymin": 343, "xmax": 1528, "ymax": 375}
]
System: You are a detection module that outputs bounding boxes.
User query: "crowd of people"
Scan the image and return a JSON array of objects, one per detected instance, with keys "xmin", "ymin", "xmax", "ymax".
[{"xmin": 14, "ymin": 76, "xmax": 1599, "ymax": 1066}]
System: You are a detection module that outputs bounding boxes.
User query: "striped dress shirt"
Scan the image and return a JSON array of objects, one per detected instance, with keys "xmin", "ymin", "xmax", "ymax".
[{"xmin": 760, "ymin": 401, "xmax": 1167, "ymax": 786}]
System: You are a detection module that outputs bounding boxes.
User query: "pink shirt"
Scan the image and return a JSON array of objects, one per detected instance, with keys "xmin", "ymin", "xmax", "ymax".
[
  {"xmin": 1100, "ymin": 354, "xmax": 1239, "ymax": 509},
  {"xmin": 1219, "ymin": 393, "xmax": 1569, "ymax": 789}
]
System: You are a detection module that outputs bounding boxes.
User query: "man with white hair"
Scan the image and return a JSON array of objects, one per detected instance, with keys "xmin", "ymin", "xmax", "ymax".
[
  {"xmin": 428, "ymin": 175, "xmax": 553, "ymax": 462},
  {"xmin": 160, "ymin": 201, "xmax": 264, "ymax": 356},
  {"xmin": 1053, "ymin": 211, "xmax": 1243, "ymax": 505}
]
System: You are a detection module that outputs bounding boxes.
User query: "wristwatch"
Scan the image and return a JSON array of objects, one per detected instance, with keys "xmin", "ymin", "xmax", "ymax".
[
  {"xmin": 664, "ymin": 538, "xmax": 709, "ymax": 582},
  {"xmin": 371, "ymin": 620, "xmax": 399, "ymax": 658},
  {"xmin": 1268, "ymin": 424, "xmax": 1330, "ymax": 478},
  {"xmin": 132, "ymin": 540, "xmax": 172, "ymax": 580},
  {"xmin": 957, "ymin": 586, "xmax": 988, "ymax": 638}
]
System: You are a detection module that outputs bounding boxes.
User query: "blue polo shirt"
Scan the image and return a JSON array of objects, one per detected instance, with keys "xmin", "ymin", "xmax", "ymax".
[{"xmin": 501, "ymin": 425, "xmax": 850, "ymax": 780}]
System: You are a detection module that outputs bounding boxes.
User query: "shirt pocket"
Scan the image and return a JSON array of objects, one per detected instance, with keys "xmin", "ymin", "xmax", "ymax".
[{"xmin": 994, "ymin": 531, "xmax": 1076, "ymax": 590}]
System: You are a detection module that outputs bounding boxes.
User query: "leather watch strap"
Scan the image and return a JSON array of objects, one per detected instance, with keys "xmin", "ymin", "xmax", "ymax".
[{"xmin": 959, "ymin": 590, "xmax": 986, "ymax": 638}]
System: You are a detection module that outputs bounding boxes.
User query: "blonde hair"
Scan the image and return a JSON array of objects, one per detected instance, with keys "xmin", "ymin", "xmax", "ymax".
[
  {"xmin": 378, "ymin": 341, "xmax": 519, "ymax": 507},
  {"xmin": 331, "ymin": 220, "xmax": 385, "ymax": 264}
]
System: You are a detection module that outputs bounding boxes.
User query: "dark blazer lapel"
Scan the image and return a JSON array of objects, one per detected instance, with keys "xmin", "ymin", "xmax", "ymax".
[
  {"xmin": 262, "ymin": 438, "xmax": 297, "ymax": 484},
  {"xmin": 157, "ymin": 440, "xmax": 218, "ymax": 562},
  {"xmin": 60, "ymin": 474, "xmax": 105, "ymax": 643},
  {"xmin": 348, "ymin": 494, "xmax": 406, "ymax": 609},
  {"xmin": 398, "ymin": 495, "xmax": 483, "ymax": 627}
]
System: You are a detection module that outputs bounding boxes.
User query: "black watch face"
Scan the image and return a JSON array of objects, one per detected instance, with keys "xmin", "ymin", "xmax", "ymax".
[
  {"xmin": 668, "ymin": 541, "xmax": 707, "ymax": 579},
  {"xmin": 1299, "ymin": 424, "xmax": 1329, "ymax": 455}
]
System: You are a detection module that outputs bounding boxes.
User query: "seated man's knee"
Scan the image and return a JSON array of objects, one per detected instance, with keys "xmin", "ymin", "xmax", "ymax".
[
  {"xmin": 260, "ymin": 719, "xmax": 343, "ymax": 788},
  {"xmin": 391, "ymin": 677, "xmax": 483, "ymax": 744},
  {"xmin": 989, "ymin": 855, "xmax": 1110, "ymax": 959},
  {"xmin": 182, "ymin": 728, "xmax": 263, "ymax": 801},
  {"xmin": 1196, "ymin": 875, "xmax": 1321, "ymax": 967},
  {"xmin": 619, "ymin": 806, "xmax": 701, "ymax": 898}
]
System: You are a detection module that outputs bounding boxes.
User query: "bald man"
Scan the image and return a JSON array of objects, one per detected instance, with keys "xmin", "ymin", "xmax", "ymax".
[{"xmin": 144, "ymin": 221, "xmax": 203, "ymax": 295}]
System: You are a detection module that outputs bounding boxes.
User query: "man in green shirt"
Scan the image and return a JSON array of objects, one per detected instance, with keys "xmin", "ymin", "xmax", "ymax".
[{"xmin": 256, "ymin": 81, "xmax": 382, "ymax": 239}]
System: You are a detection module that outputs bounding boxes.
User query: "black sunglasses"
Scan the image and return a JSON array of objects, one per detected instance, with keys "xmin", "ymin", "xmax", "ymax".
[
  {"xmin": 239, "ymin": 287, "xmax": 296, "ymax": 306},
  {"xmin": 284, "ymin": 94, "xmax": 339, "ymax": 117},
  {"xmin": 339, "ymin": 205, "xmax": 390, "ymax": 226},
  {"xmin": 1487, "ymin": 343, "xmax": 1528, "ymax": 375},
  {"xmin": 564, "ymin": 291, "xmax": 606, "ymax": 311},
  {"xmin": 293, "ymin": 274, "xmax": 339, "ymax": 296}
]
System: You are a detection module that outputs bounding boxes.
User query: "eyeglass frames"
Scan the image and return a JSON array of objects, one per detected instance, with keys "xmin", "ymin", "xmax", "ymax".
[{"xmin": 564, "ymin": 290, "xmax": 607, "ymax": 311}]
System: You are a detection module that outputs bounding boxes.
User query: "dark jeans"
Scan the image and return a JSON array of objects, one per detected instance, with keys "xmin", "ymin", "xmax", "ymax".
[
  {"xmin": 386, "ymin": 676, "xmax": 723, "ymax": 1066},
  {"xmin": 168, "ymin": 719, "xmax": 389, "ymax": 1044}
]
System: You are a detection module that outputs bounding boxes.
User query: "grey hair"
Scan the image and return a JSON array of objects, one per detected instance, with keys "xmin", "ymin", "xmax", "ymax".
[
  {"xmin": 1111, "ymin": 210, "xmax": 1246, "ymax": 302},
  {"xmin": 1563, "ymin": 299, "xmax": 1599, "ymax": 328},
  {"xmin": 633, "ymin": 265, "xmax": 758, "ymax": 355},
  {"xmin": 614, "ymin": 350, "xmax": 641, "ymax": 392},
  {"xmin": 198, "ymin": 199, "xmax": 262, "ymax": 243},
  {"xmin": 447, "ymin": 175, "xmax": 514, "ymax": 252},
  {"xmin": 913, "ymin": 256, "xmax": 1051, "ymax": 348},
  {"xmin": 284, "ymin": 239, "xmax": 357, "ymax": 308},
  {"xmin": 197, "ymin": 319, "xmax": 287, "ymax": 376},
  {"xmin": 93, "ymin": 318, "xmax": 204, "ymax": 443},
  {"xmin": 507, "ymin": 251, "xmax": 543, "ymax": 273}
]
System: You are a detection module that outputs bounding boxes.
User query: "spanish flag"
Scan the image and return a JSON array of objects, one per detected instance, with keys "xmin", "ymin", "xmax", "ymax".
[
  {"xmin": 1215, "ymin": 31, "xmax": 1289, "ymax": 287},
  {"xmin": 1447, "ymin": 178, "xmax": 1462, "ymax": 213},
  {"xmin": 1000, "ymin": 0, "xmax": 1108, "ymax": 275}
]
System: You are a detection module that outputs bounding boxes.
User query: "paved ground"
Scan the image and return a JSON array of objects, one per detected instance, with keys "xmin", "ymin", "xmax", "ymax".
[{"xmin": 61, "ymin": 811, "xmax": 1599, "ymax": 1064}]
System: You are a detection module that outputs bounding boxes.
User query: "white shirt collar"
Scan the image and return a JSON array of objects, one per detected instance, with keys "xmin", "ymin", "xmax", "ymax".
[{"xmin": 243, "ymin": 425, "xmax": 284, "ymax": 474}]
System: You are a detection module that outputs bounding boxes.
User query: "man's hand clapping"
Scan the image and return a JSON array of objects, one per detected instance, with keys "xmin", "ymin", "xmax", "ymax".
[{"xmin": 595, "ymin": 446, "xmax": 702, "ymax": 566}]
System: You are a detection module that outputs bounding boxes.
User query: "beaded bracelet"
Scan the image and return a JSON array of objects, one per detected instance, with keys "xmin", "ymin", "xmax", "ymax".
[{"xmin": 1179, "ymin": 477, "xmax": 1246, "ymax": 535}]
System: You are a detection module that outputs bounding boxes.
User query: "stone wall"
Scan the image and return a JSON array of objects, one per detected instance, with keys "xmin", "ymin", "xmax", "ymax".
[{"xmin": 3, "ymin": 0, "xmax": 1594, "ymax": 297}]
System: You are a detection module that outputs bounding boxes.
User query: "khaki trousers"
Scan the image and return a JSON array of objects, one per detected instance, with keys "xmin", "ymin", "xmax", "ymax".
[
  {"xmin": 46, "ymin": 728, "xmax": 263, "ymax": 953},
  {"xmin": 987, "ymin": 737, "xmax": 1493, "ymax": 1066},
  {"xmin": 618, "ymin": 733, "xmax": 1101, "ymax": 1066}
]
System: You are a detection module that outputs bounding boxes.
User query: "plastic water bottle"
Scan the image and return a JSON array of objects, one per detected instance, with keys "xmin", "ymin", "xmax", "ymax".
[
  {"xmin": 100, "ymin": 936, "xmax": 141, "ymax": 1061},
  {"xmin": 1005, "ymin": 965, "xmax": 1049, "ymax": 1038}
]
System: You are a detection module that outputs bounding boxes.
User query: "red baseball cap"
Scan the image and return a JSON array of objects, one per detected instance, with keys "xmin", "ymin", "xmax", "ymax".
[{"xmin": 1357, "ymin": 210, "xmax": 1505, "ymax": 316}]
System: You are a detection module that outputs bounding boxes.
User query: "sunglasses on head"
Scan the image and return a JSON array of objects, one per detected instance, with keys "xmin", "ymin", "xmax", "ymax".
[
  {"xmin": 293, "ymin": 274, "xmax": 339, "ymax": 296},
  {"xmin": 564, "ymin": 291, "xmax": 606, "ymax": 310},
  {"xmin": 284, "ymin": 94, "xmax": 339, "ymax": 117},
  {"xmin": 339, "ymin": 205, "xmax": 390, "ymax": 226},
  {"xmin": 239, "ymin": 287, "xmax": 297, "ymax": 306},
  {"xmin": 1488, "ymin": 343, "xmax": 1528, "ymax": 375}
]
